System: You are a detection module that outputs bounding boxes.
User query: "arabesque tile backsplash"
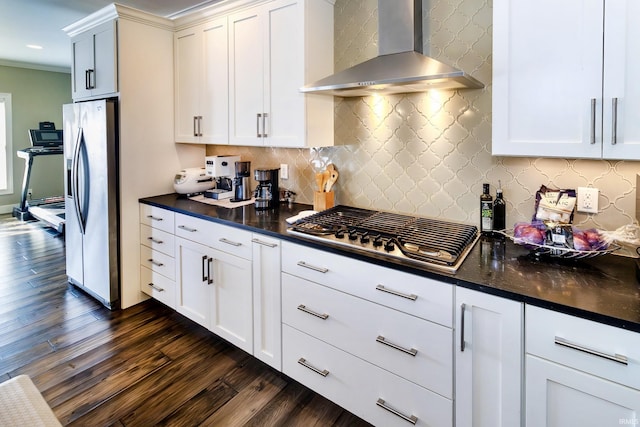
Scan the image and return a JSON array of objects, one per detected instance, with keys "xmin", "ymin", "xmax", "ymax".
[{"xmin": 207, "ymin": 0, "xmax": 638, "ymax": 233}]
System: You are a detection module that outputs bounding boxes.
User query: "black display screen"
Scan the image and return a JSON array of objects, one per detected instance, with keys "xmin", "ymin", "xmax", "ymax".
[{"xmin": 29, "ymin": 129, "xmax": 63, "ymax": 147}]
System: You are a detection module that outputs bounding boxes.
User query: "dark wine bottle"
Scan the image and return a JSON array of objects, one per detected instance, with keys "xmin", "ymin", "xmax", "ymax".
[
  {"xmin": 493, "ymin": 181, "xmax": 506, "ymax": 232},
  {"xmin": 480, "ymin": 183, "xmax": 493, "ymax": 234}
]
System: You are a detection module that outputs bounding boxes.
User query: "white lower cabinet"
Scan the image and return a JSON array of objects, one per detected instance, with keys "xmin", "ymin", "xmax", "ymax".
[
  {"xmin": 173, "ymin": 213, "xmax": 253, "ymax": 354},
  {"xmin": 455, "ymin": 286, "xmax": 523, "ymax": 427},
  {"xmin": 283, "ymin": 325, "xmax": 452, "ymax": 427},
  {"xmin": 251, "ymin": 234, "xmax": 282, "ymax": 370},
  {"xmin": 281, "ymin": 241, "xmax": 453, "ymax": 426},
  {"xmin": 525, "ymin": 305, "xmax": 640, "ymax": 427}
]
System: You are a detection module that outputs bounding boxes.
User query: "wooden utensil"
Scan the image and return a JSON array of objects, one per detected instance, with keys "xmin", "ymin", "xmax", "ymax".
[
  {"xmin": 322, "ymin": 170, "xmax": 330, "ymax": 192},
  {"xmin": 315, "ymin": 172, "xmax": 324, "ymax": 192},
  {"xmin": 325, "ymin": 169, "xmax": 339, "ymax": 192}
]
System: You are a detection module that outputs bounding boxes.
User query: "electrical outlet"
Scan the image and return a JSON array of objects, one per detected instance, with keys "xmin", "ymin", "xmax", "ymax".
[
  {"xmin": 280, "ymin": 163, "xmax": 289, "ymax": 180},
  {"xmin": 577, "ymin": 187, "xmax": 599, "ymax": 214}
]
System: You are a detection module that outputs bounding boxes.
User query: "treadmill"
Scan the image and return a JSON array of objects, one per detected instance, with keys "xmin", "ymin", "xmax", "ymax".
[{"xmin": 12, "ymin": 122, "xmax": 65, "ymax": 233}]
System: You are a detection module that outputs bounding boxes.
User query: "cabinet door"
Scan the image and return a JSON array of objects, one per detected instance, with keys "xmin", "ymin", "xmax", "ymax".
[
  {"xmin": 210, "ymin": 248, "xmax": 253, "ymax": 353},
  {"xmin": 263, "ymin": 0, "xmax": 305, "ymax": 147},
  {"xmin": 228, "ymin": 6, "xmax": 264, "ymax": 146},
  {"xmin": 526, "ymin": 355, "xmax": 640, "ymax": 427},
  {"xmin": 252, "ymin": 235, "xmax": 282, "ymax": 370},
  {"xmin": 200, "ymin": 18, "xmax": 229, "ymax": 145},
  {"xmin": 455, "ymin": 287, "xmax": 523, "ymax": 427},
  {"xmin": 492, "ymin": 0, "xmax": 603, "ymax": 158},
  {"xmin": 602, "ymin": 0, "xmax": 640, "ymax": 159},
  {"xmin": 174, "ymin": 26, "xmax": 202, "ymax": 143},
  {"xmin": 71, "ymin": 20, "xmax": 117, "ymax": 100},
  {"xmin": 71, "ymin": 32, "xmax": 94, "ymax": 99},
  {"xmin": 175, "ymin": 237, "xmax": 211, "ymax": 328}
]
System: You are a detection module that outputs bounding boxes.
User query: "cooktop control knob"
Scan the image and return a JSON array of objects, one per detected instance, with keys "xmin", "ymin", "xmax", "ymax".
[
  {"xmin": 384, "ymin": 240, "xmax": 395, "ymax": 251},
  {"xmin": 373, "ymin": 234, "xmax": 383, "ymax": 247},
  {"xmin": 335, "ymin": 229, "xmax": 345, "ymax": 239},
  {"xmin": 360, "ymin": 232, "xmax": 370, "ymax": 244},
  {"xmin": 348, "ymin": 229, "xmax": 358, "ymax": 240}
]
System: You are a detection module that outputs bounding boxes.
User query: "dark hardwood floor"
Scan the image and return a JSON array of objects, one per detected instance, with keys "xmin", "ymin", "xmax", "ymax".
[{"xmin": 0, "ymin": 215, "xmax": 371, "ymax": 426}]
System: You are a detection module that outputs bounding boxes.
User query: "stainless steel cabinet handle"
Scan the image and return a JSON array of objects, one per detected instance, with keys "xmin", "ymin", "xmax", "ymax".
[
  {"xmin": 178, "ymin": 225, "xmax": 197, "ymax": 232},
  {"xmin": 611, "ymin": 97, "xmax": 618, "ymax": 145},
  {"xmin": 207, "ymin": 257, "xmax": 213, "ymax": 285},
  {"xmin": 262, "ymin": 112, "xmax": 268, "ymax": 137},
  {"xmin": 256, "ymin": 113, "xmax": 262, "ymax": 137},
  {"xmin": 375, "ymin": 284, "xmax": 417, "ymax": 301},
  {"xmin": 149, "ymin": 283, "xmax": 165, "ymax": 292},
  {"xmin": 148, "ymin": 259, "xmax": 164, "ymax": 267},
  {"xmin": 296, "ymin": 261, "xmax": 328, "ymax": 273},
  {"xmin": 376, "ymin": 335, "xmax": 417, "ymax": 356},
  {"xmin": 297, "ymin": 358, "xmax": 329, "ymax": 377},
  {"xmin": 460, "ymin": 303, "xmax": 466, "ymax": 352},
  {"xmin": 202, "ymin": 255, "xmax": 208, "ymax": 282},
  {"xmin": 590, "ymin": 98, "xmax": 596, "ymax": 145},
  {"xmin": 193, "ymin": 116, "xmax": 198, "ymax": 137},
  {"xmin": 554, "ymin": 336, "xmax": 628, "ymax": 365},
  {"xmin": 219, "ymin": 238, "xmax": 242, "ymax": 247},
  {"xmin": 197, "ymin": 116, "xmax": 203, "ymax": 137},
  {"xmin": 147, "ymin": 237, "xmax": 164, "ymax": 244},
  {"xmin": 251, "ymin": 238, "xmax": 277, "ymax": 248},
  {"xmin": 146, "ymin": 215, "xmax": 163, "ymax": 222},
  {"xmin": 85, "ymin": 69, "xmax": 95, "ymax": 89},
  {"xmin": 297, "ymin": 304, "xmax": 329, "ymax": 320},
  {"xmin": 376, "ymin": 398, "xmax": 418, "ymax": 425}
]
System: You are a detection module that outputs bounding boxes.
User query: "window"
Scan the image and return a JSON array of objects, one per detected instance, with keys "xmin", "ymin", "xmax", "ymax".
[{"xmin": 0, "ymin": 93, "xmax": 12, "ymax": 195}]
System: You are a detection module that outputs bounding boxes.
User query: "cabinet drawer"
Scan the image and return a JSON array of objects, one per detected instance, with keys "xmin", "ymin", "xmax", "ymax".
[
  {"xmin": 283, "ymin": 325, "xmax": 452, "ymax": 427},
  {"xmin": 526, "ymin": 305, "xmax": 640, "ymax": 390},
  {"xmin": 139, "ymin": 204, "xmax": 175, "ymax": 233},
  {"xmin": 140, "ymin": 266, "xmax": 175, "ymax": 308},
  {"xmin": 140, "ymin": 245, "xmax": 175, "ymax": 280},
  {"xmin": 174, "ymin": 213, "xmax": 252, "ymax": 259},
  {"xmin": 282, "ymin": 273, "xmax": 452, "ymax": 398},
  {"xmin": 140, "ymin": 224, "xmax": 175, "ymax": 256},
  {"xmin": 281, "ymin": 241, "xmax": 453, "ymax": 327}
]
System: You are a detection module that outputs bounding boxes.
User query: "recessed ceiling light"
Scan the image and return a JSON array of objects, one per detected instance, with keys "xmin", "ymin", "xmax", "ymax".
[{"xmin": 26, "ymin": 44, "xmax": 43, "ymax": 50}]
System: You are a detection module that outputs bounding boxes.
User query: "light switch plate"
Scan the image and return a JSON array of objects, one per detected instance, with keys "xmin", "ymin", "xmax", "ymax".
[
  {"xmin": 577, "ymin": 187, "xmax": 599, "ymax": 214},
  {"xmin": 280, "ymin": 163, "xmax": 289, "ymax": 180}
]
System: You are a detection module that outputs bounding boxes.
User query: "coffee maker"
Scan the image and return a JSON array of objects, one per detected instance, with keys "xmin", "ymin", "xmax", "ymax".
[
  {"xmin": 231, "ymin": 161, "xmax": 251, "ymax": 202},
  {"xmin": 253, "ymin": 168, "xmax": 279, "ymax": 210},
  {"xmin": 204, "ymin": 155, "xmax": 240, "ymax": 199}
]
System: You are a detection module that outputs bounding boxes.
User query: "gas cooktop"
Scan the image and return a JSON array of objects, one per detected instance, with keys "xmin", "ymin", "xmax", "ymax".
[{"xmin": 287, "ymin": 205, "xmax": 479, "ymax": 273}]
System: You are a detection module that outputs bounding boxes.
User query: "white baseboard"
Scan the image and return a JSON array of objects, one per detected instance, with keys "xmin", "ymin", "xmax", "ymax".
[{"xmin": 0, "ymin": 204, "xmax": 15, "ymax": 215}]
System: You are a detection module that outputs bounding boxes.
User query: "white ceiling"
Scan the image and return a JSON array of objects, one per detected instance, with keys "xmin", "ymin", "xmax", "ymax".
[{"xmin": 0, "ymin": 0, "xmax": 221, "ymax": 72}]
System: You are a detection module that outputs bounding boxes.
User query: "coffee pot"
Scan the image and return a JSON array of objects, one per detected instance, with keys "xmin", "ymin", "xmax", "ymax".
[
  {"xmin": 231, "ymin": 161, "xmax": 251, "ymax": 202},
  {"xmin": 253, "ymin": 168, "xmax": 279, "ymax": 210}
]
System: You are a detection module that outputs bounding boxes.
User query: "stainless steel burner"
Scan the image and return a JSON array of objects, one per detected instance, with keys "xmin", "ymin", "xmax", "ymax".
[{"xmin": 287, "ymin": 205, "xmax": 479, "ymax": 272}]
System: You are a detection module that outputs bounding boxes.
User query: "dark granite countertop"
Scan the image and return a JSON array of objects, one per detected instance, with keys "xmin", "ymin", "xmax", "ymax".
[{"xmin": 140, "ymin": 193, "xmax": 640, "ymax": 333}]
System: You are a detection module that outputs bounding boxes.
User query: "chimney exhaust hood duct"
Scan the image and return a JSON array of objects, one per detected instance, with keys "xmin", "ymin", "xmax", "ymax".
[{"xmin": 301, "ymin": 0, "xmax": 484, "ymax": 97}]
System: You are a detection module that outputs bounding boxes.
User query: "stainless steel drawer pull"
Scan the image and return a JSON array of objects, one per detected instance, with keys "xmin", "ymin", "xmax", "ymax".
[
  {"xmin": 376, "ymin": 335, "xmax": 417, "ymax": 357},
  {"xmin": 611, "ymin": 97, "xmax": 618, "ymax": 145},
  {"xmin": 147, "ymin": 237, "xmax": 164, "ymax": 244},
  {"xmin": 251, "ymin": 238, "xmax": 277, "ymax": 248},
  {"xmin": 296, "ymin": 261, "xmax": 328, "ymax": 273},
  {"xmin": 148, "ymin": 259, "xmax": 164, "ymax": 267},
  {"xmin": 297, "ymin": 304, "xmax": 329, "ymax": 320},
  {"xmin": 460, "ymin": 303, "xmax": 466, "ymax": 352},
  {"xmin": 146, "ymin": 215, "xmax": 163, "ymax": 222},
  {"xmin": 375, "ymin": 284, "xmax": 417, "ymax": 301},
  {"xmin": 590, "ymin": 98, "xmax": 596, "ymax": 144},
  {"xmin": 554, "ymin": 336, "xmax": 628, "ymax": 365},
  {"xmin": 376, "ymin": 398, "xmax": 418, "ymax": 425},
  {"xmin": 219, "ymin": 238, "xmax": 242, "ymax": 247},
  {"xmin": 297, "ymin": 358, "xmax": 329, "ymax": 377},
  {"xmin": 178, "ymin": 225, "xmax": 197, "ymax": 232},
  {"xmin": 149, "ymin": 283, "xmax": 165, "ymax": 292}
]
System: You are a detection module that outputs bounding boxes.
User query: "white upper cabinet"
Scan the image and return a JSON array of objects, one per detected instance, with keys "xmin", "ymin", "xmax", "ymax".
[
  {"xmin": 493, "ymin": 0, "xmax": 640, "ymax": 159},
  {"xmin": 227, "ymin": 0, "xmax": 335, "ymax": 147},
  {"xmin": 70, "ymin": 20, "xmax": 118, "ymax": 100},
  {"xmin": 174, "ymin": 18, "xmax": 229, "ymax": 144}
]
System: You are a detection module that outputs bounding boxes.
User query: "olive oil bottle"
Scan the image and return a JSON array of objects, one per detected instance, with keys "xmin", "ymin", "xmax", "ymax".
[
  {"xmin": 480, "ymin": 183, "xmax": 493, "ymax": 233},
  {"xmin": 493, "ymin": 181, "xmax": 506, "ymax": 232}
]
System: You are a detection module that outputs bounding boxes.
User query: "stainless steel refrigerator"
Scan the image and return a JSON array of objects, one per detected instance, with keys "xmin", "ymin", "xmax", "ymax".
[{"xmin": 63, "ymin": 99, "xmax": 119, "ymax": 309}]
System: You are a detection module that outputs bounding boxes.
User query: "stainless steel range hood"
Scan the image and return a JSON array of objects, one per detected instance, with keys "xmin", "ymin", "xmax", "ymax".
[{"xmin": 301, "ymin": 0, "xmax": 484, "ymax": 97}]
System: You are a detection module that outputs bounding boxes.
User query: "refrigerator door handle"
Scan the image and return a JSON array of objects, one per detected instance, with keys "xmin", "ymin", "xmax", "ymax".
[{"xmin": 71, "ymin": 128, "xmax": 87, "ymax": 235}]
